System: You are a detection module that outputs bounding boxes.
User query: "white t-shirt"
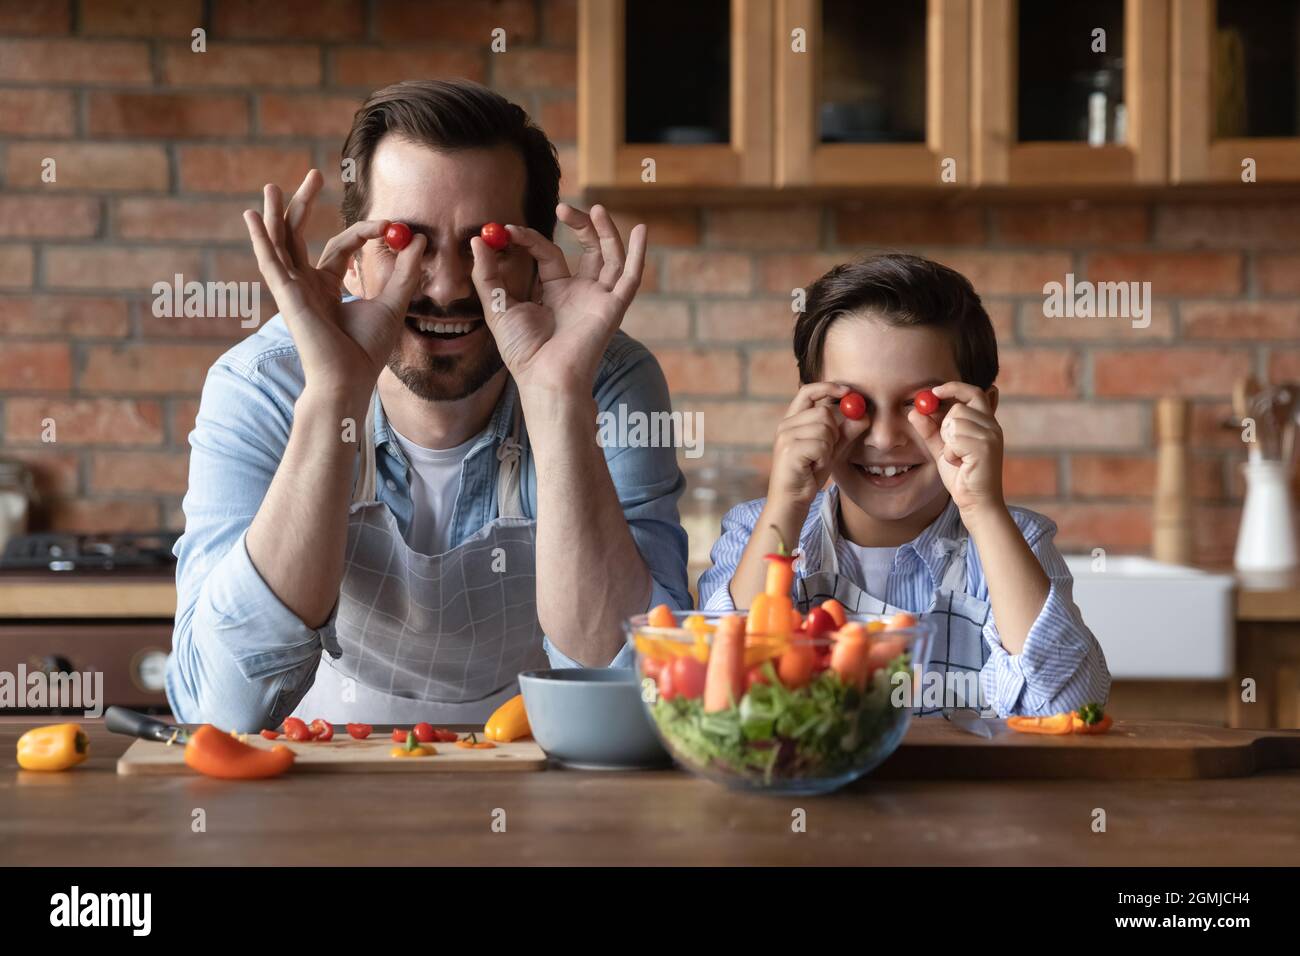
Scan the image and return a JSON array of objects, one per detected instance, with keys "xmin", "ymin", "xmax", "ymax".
[
  {"xmin": 388, "ymin": 424, "xmax": 482, "ymax": 557},
  {"xmin": 840, "ymin": 541, "xmax": 899, "ymax": 601}
]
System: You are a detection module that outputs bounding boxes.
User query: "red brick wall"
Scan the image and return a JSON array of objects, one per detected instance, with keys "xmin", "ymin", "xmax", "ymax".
[{"xmin": 1, "ymin": 0, "xmax": 1296, "ymax": 564}]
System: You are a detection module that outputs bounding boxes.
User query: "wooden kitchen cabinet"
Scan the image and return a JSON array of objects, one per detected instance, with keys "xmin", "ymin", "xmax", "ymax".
[
  {"xmin": 578, "ymin": 0, "xmax": 774, "ymax": 189},
  {"xmin": 774, "ymin": 0, "xmax": 969, "ymax": 186},
  {"xmin": 971, "ymin": 0, "xmax": 1169, "ymax": 186},
  {"xmin": 1171, "ymin": 0, "xmax": 1300, "ymax": 183}
]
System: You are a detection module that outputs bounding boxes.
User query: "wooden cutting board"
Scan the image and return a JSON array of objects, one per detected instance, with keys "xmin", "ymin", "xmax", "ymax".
[
  {"xmin": 117, "ymin": 732, "xmax": 547, "ymax": 775},
  {"xmin": 877, "ymin": 718, "xmax": 1300, "ymax": 780}
]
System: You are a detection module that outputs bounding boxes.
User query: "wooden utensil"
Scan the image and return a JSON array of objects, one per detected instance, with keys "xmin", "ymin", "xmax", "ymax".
[{"xmin": 1153, "ymin": 397, "xmax": 1192, "ymax": 565}]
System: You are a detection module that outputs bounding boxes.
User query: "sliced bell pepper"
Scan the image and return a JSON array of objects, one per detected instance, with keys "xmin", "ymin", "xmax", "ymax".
[
  {"xmin": 1007, "ymin": 713, "xmax": 1076, "ymax": 735},
  {"xmin": 184, "ymin": 724, "xmax": 294, "ymax": 779},
  {"xmin": 16, "ymin": 723, "xmax": 89, "ymax": 772}
]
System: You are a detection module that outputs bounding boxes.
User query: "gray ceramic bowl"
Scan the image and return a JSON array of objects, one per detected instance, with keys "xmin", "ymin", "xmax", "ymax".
[{"xmin": 518, "ymin": 668, "xmax": 670, "ymax": 770}]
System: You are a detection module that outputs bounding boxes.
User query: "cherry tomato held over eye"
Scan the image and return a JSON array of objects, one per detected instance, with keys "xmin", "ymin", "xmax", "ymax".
[
  {"xmin": 913, "ymin": 388, "xmax": 939, "ymax": 416},
  {"xmin": 384, "ymin": 222, "xmax": 412, "ymax": 251},
  {"xmin": 480, "ymin": 221, "xmax": 510, "ymax": 251},
  {"xmin": 839, "ymin": 391, "xmax": 867, "ymax": 421}
]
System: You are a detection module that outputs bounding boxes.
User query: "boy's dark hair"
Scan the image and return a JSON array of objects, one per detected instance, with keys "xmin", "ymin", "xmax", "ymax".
[
  {"xmin": 793, "ymin": 253, "xmax": 999, "ymax": 389},
  {"xmin": 341, "ymin": 79, "xmax": 561, "ymax": 238}
]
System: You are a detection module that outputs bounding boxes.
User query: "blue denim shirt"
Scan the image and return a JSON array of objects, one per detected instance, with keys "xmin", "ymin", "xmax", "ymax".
[{"xmin": 166, "ymin": 311, "xmax": 691, "ymax": 728}]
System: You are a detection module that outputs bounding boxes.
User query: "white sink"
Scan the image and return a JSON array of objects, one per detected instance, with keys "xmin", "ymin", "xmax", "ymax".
[{"xmin": 1062, "ymin": 555, "xmax": 1235, "ymax": 680}]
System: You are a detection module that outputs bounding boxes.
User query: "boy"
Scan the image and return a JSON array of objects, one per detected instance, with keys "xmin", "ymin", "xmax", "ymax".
[{"xmin": 698, "ymin": 253, "xmax": 1110, "ymax": 717}]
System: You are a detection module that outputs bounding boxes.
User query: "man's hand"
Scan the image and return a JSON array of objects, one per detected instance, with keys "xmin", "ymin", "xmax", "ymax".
[
  {"xmin": 242, "ymin": 169, "xmax": 427, "ymax": 405},
  {"xmin": 468, "ymin": 202, "xmax": 645, "ymax": 398},
  {"xmin": 909, "ymin": 382, "xmax": 1005, "ymax": 519}
]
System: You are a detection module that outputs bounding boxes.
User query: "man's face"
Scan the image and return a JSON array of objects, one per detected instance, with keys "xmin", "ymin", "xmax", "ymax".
[
  {"xmin": 822, "ymin": 314, "xmax": 959, "ymax": 523},
  {"xmin": 346, "ymin": 135, "xmax": 535, "ymax": 402}
]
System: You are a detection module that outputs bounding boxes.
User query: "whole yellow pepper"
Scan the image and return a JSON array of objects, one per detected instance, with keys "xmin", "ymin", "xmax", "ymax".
[
  {"xmin": 17, "ymin": 723, "xmax": 89, "ymax": 772},
  {"xmin": 484, "ymin": 694, "xmax": 530, "ymax": 742}
]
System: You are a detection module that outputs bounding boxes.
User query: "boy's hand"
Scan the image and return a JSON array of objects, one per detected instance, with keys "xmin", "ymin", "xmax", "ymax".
[
  {"xmin": 768, "ymin": 382, "xmax": 852, "ymax": 511},
  {"xmin": 909, "ymin": 382, "xmax": 1005, "ymax": 519}
]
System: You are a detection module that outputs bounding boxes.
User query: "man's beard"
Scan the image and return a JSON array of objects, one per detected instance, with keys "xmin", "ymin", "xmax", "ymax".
[{"xmin": 386, "ymin": 295, "xmax": 504, "ymax": 402}]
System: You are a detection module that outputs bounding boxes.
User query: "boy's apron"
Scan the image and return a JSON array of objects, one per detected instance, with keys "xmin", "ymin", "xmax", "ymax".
[
  {"xmin": 290, "ymin": 388, "xmax": 549, "ymax": 724},
  {"xmin": 794, "ymin": 492, "xmax": 993, "ymax": 716}
]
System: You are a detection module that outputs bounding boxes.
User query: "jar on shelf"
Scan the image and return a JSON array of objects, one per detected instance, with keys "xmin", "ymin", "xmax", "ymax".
[{"xmin": 0, "ymin": 459, "xmax": 36, "ymax": 554}]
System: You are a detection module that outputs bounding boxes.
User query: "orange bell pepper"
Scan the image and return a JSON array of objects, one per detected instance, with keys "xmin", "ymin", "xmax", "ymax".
[
  {"xmin": 1071, "ymin": 703, "xmax": 1113, "ymax": 734},
  {"xmin": 1007, "ymin": 713, "xmax": 1075, "ymax": 735},
  {"xmin": 16, "ymin": 723, "xmax": 89, "ymax": 772},
  {"xmin": 764, "ymin": 554, "xmax": 795, "ymax": 599},
  {"xmin": 484, "ymin": 694, "xmax": 531, "ymax": 742},
  {"xmin": 766, "ymin": 593, "xmax": 794, "ymax": 638},
  {"xmin": 184, "ymin": 724, "xmax": 295, "ymax": 779},
  {"xmin": 747, "ymin": 593, "xmax": 771, "ymax": 635}
]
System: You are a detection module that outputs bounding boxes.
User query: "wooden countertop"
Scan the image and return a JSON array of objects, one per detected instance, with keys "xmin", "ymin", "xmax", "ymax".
[
  {"xmin": 0, "ymin": 565, "xmax": 1296, "ymax": 622},
  {"xmin": 3, "ymin": 723, "xmax": 1298, "ymax": 866},
  {"xmin": 1235, "ymin": 568, "xmax": 1300, "ymax": 622},
  {"xmin": 0, "ymin": 573, "xmax": 175, "ymax": 618}
]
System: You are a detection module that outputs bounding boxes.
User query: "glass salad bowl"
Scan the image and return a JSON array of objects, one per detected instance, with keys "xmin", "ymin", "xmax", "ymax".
[{"xmin": 625, "ymin": 607, "xmax": 934, "ymax": 795}]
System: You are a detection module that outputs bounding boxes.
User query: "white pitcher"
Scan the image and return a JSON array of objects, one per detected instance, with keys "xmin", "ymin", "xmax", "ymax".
[{"xmin": 1234, "ymin": 459, "xmax": 1299, "ymax": 572}]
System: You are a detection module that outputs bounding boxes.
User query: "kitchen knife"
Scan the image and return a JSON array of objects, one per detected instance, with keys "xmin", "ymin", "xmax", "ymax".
[
  {"xmin": 943, "ymin": 708, "xmax": 993, "ymax": 739},
  {"xmin": 105, "ymin": 705, "xmax": 191, "ymax": 745}
]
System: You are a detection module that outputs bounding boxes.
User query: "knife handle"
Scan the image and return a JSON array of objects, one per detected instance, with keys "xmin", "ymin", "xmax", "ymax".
[{"xmin": 105, "ymin": 705, "xmax": 182, "ymax": 743}]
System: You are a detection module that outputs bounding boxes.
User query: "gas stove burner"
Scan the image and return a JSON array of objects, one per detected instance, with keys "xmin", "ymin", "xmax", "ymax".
[{"xmin": 0, "ymin": 531, "xmax": 180, "ymax": 572}]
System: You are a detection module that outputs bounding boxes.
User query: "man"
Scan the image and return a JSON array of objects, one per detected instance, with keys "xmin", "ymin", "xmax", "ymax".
[{"xmin": 166, "ymin": 79, "xmax": 690, "ymax": 730}]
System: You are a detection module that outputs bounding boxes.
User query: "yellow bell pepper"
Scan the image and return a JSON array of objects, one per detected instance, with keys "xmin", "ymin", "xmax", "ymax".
[
  {"xmin": 16, "ymin": 723, "xmax": 89, "ymax": 772},
  {"xmin": 484, "ymin": 694, "xmax": 531, "ymax": 742}
]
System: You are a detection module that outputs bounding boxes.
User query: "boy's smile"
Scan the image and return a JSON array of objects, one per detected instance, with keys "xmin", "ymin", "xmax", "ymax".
[{"xmin": 822, "ymin": 314, "xmax": 958, "ymax": 544}]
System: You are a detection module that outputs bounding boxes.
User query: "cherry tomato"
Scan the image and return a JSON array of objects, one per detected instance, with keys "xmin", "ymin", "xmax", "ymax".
[
  {"xmin": 745, "ymin": 665, "xmax": 770, "ymax": 691},
  {"xmin": 839, "ymin": 391, "xmax": 866, "ymax": 421},
  {"xmin": 642, "ymin": 657, "xmax": 665, "ymax": 680},
  {"xmin": 480, "ymin": 221, "xmax": 509, "ymax": 251},
  {"xmin": 259, "ymin": 729, "xmax": 280, "ymax": 740},
  {"xmin": 308, "ymin": 719, "xmax": 334, "ymax": 742},
  {"xmin": 657, "ymin": 664, "xmax": 677, "ymax": 701},
  {"xmin": 391, "ymin": 728, "xmax": 409, "ymax": 743},
  {"xmin": 346, "ymin": 723, "xmax": 372, "ymax": 740},
  {"xmin": 384, "ymin": 222, "xmax": 412, "ymax": 251},
  {"xmin": 671, "ymin": 656, "xmax": 707, "ymax": 700},
  {"xmin": 413, "ymin": 722, "xmax": 436, "ymax": 743},
  {"xmin": 282, "ymin": 717, "xmax": 314, "ymax": 742},
  {"xmin": 805, "ymin": 607, "xmax": 836, "ymax": 640},
  {"xmin": 913, "ymin": 388, "xmax": 939, "ymax": 416}
]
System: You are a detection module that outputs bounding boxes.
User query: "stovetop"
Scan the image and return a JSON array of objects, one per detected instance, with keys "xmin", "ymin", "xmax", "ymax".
[{"xmin": 0, "ymin": 532, "xmax": 180, "ymax": 573}]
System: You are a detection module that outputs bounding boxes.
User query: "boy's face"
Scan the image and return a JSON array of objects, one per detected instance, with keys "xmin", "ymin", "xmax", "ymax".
[{"xmin": 821, "ymin": 313, "xmax": 960, "ymax": 523}]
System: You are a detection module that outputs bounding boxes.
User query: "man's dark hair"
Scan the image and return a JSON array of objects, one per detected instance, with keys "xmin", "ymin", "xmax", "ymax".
[
  {"xmin": 341, "ymin": 79, "xmax": 561, "ymax": 237},
  {"xmin": 793, "ymin": 253, "xmax": 999, "ymax": 389}
]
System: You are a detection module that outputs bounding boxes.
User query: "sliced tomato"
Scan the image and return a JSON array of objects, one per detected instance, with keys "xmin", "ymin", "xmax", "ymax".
[
  {"xmin": 282, "ymin": 716, "xmax": 314, "ymax": 741},
  {"xmin": 308, "ymin": 719, "xmax": 334, "ymax": 742},
  {"xmin": 259, "ymin": 729, "xmax": 280, "ymax": 740},
  {"xmin": 346, "ymin": 723, "xmax": 372, "ymax": 740},
  {"xmin": 391, "ymin": 727, "xmax": 408, "ymax": 743},
  {"xmin": 432, "ymin": 728, "xmax": 459, "ymax": 743}
]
